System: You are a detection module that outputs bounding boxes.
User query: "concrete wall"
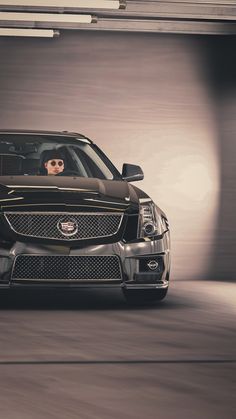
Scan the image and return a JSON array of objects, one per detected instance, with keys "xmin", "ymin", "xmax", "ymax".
[{"xmin": 0, "ymin": 31, "xmax": 235, "ymax": 280}]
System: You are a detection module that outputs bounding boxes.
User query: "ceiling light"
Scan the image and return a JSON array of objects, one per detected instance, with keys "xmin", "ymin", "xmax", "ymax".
[
  {"xmin": 0, "ymin": 27, "xmax": 59, "ymax": 36},
  {"xmin": 0, "ymin": 1, "xmax": 122, "ymax": 9},
  {"xmin": 0, "ymin": 12, "xmax": 93, "ymax": 23}
]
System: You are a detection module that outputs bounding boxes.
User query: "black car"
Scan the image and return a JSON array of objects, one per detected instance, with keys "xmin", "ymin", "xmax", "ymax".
[{"xmin": 0, "ymin": 130, "xmax": 170, "ymax": 303}]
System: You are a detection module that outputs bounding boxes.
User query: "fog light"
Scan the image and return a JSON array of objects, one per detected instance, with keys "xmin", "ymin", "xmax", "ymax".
[
  {"xmin": 147, "ymin": 260, "xmax": 159, "ymax": 271},
  {"xmin": 139, "ymin": 256, "xmax": 164, "ymax": 273}
]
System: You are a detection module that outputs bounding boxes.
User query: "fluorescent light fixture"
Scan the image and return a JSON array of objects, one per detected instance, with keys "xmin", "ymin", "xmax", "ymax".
[
  {"xmin": 0, "ymin": 12, "xmax": 93, "ymax": 23},
  {"xmin": 0, "ymin": 1, "xmax": 121, "ymax": 9},
  {"xmin": 0, "ymin": 28, "xmax": 59, "ymax": 36}
]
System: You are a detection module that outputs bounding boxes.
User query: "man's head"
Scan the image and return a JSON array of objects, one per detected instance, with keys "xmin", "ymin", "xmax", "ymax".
[{"xmin": 43, "ymin": 150, "xmax": 65, "ymax": 175}]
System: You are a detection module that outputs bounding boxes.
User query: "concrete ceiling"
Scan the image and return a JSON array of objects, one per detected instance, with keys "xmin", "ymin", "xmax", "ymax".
[{"xmin": 0, "ymin": 0, "xmax": 236, "ymax": 35}]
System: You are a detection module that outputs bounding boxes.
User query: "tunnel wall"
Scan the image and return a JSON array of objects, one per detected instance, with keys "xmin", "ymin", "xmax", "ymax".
[{"xmin": 0, "ymin": 31, "xmax": 234, "ymax": 280}]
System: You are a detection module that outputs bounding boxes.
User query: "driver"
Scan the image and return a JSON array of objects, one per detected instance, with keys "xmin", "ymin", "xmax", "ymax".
[{"xmin": 43, "ymin": 150, "xmax": 65, "ymax": 176}]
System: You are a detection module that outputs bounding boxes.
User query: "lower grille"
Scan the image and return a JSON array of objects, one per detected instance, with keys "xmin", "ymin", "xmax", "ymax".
[{"xmin": 12, "ymin": 255, "xmax": 122, "ymax": 282}]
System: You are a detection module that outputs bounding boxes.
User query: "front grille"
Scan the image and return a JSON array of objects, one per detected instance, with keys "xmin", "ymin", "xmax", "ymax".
[
  {"xmin": 4, "ymin": 212, "xmax": 123, "ymax": 241},
  {"xmin": 12, "ymin": 255, "xmax": 122, "ymax": 282}
]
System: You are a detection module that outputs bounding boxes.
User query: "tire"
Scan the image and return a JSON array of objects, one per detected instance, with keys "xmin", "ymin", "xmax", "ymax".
[{"xmin": 123, "ymin": 288, "xmax": 168, "ymax": 305}]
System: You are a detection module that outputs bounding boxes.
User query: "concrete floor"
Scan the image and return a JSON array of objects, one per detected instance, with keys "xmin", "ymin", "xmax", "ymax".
[{"xmin": 0, "ymin": 280, "xmax": 235, "ymax": 419}]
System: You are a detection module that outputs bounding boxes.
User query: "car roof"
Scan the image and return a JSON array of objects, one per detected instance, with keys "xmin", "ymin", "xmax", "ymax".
[{"xmin": 0, "ymin": 129, "xmax": 93, "ymax": 143}]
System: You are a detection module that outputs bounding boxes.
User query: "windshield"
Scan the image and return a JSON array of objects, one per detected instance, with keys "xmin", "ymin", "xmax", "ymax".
[{"xmin": 0, "ymin": 134, "xmax": 121, "ymax": 180}]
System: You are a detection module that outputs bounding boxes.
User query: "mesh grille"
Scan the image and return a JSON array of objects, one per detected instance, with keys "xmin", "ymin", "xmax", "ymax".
[
  {"xmin": 12, "ymin": 255, "xmax": 122, "ymax": 282},
  {"xmin": 4, "ymin": 212, "xmax": 123, "ymax": 240}
]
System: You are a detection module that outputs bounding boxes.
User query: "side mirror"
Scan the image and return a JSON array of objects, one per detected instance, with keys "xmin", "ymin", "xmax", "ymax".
[{"xmin": 122, "ymin": 163, "xmax": 144, "ymax": 182}]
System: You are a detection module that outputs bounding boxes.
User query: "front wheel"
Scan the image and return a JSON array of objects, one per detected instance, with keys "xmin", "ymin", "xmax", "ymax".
[{"xmin": 123, "ymin": 288, "xmax": 168, "ymax": 305}]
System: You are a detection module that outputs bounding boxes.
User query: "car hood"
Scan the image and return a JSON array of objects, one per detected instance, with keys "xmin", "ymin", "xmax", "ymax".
[{"xmin": 0, "ymin": 176, "xmax": 147, "ymax": 212}]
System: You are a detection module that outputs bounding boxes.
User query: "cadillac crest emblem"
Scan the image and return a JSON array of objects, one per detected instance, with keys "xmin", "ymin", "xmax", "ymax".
[{"xmin": 57, "ymin": 217, "xmax": 78, "ymax": 237}]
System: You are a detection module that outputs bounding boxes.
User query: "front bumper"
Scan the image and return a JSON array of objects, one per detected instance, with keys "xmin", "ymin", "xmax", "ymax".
[{"xmin": 0, "ymin": 233, "xmax": 170, "ymax": 290}]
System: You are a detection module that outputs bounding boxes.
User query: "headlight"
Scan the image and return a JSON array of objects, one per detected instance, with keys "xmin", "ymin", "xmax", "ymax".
[{"xmin": 138, "ymin": 200, "xmax": 167, "ymax": 238}]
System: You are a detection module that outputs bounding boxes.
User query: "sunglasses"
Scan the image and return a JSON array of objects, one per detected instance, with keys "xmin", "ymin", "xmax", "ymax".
[{"xmin": 48, "ymin": 160, "xmax": 64, "ymax": 167}]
